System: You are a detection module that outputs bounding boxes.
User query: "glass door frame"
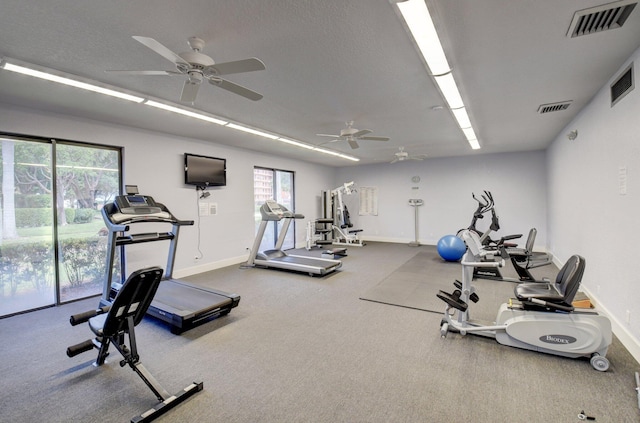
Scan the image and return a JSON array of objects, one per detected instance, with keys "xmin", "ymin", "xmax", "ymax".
[
  {"xmin": 253, "ymin": 166, "xmax": 295, "ymax": 251},
  {"xmin": 0, "ymin": 131, "xmax": 122, "ymax": 317}
]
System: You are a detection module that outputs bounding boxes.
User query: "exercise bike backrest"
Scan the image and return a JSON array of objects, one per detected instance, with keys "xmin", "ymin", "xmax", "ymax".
[{"xmin": 553, "ymin": 255, "xmax": 585, "ymax": 306}]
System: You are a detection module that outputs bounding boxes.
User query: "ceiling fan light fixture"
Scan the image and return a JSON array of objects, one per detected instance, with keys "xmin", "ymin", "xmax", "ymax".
[{"xmin": 1, "ymin": 59, "xmax": 145, "ymax": 103}]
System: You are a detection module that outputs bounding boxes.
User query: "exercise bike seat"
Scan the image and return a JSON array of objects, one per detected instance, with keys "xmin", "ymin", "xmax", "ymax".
[{"xmin": 514, "ymin": 255, "xmax": 585, "ymax": 309}]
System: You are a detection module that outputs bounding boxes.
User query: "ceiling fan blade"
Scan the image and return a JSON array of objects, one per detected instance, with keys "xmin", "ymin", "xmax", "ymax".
[
  {"xmin": 132, "ymin": 36, "xmax": 190, "ymax": 67},
  {"xmin": 409, "ymin": 157, "xmax": 425, "ymax": 161},
  {"xmin": 105, "ymin": 70, "xmax": 183, "ymax": 76},
  {"xmin": 359, "ymin": 136, "xmax": 390, "ymax": 141},
  {"xmin": 352, "ymin": 129, "xmax": 372, "ymax": 138},
  {"xmin": 348, "ymin": 140, "xmax": 360, "ymax": 149},
  {"xmin": 208, "ymin": 78, "xmax": 263, "ymax": 101},
  {"xmin": 316, "ymin": 133, "xmax": 341, "ymax": 138},
  {"xmin": 205, "ymin": 58, "xmax": 266, "ymax": 76},
  {"xmin": 319, "ymin": 139, "xmax": 341, "ymax": 146},
  {"xmin": 390, "ymin": 158, "xmax": 399, "ymax": 164},
  {"xmin": 181, "ymin": 80, "xmax": 200, "ymax": 103}
]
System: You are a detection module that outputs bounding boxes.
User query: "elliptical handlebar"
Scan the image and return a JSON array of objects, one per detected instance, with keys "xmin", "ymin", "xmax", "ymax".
[{"xmin": 472, "ymin": 190, "xmax": 494, "ymax": 216}]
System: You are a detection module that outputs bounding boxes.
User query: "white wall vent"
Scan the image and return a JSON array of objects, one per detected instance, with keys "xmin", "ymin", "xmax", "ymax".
[
  {"xmin": 537, "ymin": 101, "xmax": 573, "ymax": 114},
  {"xmin": 567, "ymin": 0, "xmax": 637, "ymax": 38},
  {"xmin": 611, "ymin": 62, "xmax": 634, "ymax": 106}
]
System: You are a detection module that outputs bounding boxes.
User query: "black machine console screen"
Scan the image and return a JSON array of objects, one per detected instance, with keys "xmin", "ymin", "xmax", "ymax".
[{"xmin": 115, "ymin": 195, "xmax": 161, "ymax": 215}]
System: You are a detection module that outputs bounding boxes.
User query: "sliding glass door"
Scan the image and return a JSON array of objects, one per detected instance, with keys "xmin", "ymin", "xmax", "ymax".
[
  {"xmin": 0, "ymin": 134, "xmax": 121, "ymax": 317},
  {"xmin": 253, "ymin": 167, "xmax": 295, "ymax": 251},
  {"xmin": 0, "ymin": 138, "xmax": 55, "ymax": 315}
]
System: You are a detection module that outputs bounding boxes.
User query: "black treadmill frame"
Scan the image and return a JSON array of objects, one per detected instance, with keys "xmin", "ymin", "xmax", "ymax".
[{"xmin": 101, "ymin": 198, "xmax": 240, "ymax": 334}]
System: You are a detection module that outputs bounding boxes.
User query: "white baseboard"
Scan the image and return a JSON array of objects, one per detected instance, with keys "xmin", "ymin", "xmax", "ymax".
[
  {"xmin": 580, "ymin": 285, "xmax": 640, "ymax": 363},
  {"xmin": 362, "ymin": 235, "xmax": 437, "ymax": 245},
  {"xmin": 174, "ymin": 254, "xmax": 248, "ymax": 279}
]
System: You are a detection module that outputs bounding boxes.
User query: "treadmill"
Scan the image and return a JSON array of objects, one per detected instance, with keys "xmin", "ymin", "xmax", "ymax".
[
  {"xmin": 246, "ymin": 200, "xmax": 342, "ymax": 276},
  {"xmin": 100, "ymin": 193, "xmax": 240, "ymax": 334}
]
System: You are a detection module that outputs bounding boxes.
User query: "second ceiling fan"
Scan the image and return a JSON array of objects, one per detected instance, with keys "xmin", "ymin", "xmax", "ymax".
[{"xmin": 317, "ymin": 121, "xmax": 390, "ymax": 149}]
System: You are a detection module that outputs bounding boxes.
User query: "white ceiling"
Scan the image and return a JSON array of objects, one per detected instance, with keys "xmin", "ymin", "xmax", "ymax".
[{"xmin": 1, "ymin": 0, "xmax": 639, "ymax": 167}]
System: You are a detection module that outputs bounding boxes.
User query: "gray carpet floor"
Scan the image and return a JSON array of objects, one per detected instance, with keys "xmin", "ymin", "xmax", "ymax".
[{"xmin": 1, "ymin": 242, "xmax": 638, "ymax": 422}]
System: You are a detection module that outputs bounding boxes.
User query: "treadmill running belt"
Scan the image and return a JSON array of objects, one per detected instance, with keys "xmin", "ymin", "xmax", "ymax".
[
  {"xmin": 272, "ymin": 255, "xmax": 337, "ymax": 269},
  {"xmin": 152, "ymin": 280, "xmax": 232, "ymax": 317}
]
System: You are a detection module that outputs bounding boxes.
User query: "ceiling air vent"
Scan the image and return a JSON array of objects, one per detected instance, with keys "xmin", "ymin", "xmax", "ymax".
[
  {"xmin": 611, "ymin": 62, "xmax": 634, "ymax": 106},
  {"xmin": 567, "ymin": 0, "xmax": 637, "ymax": 38},
  {"xmin": 537, "ymin": 101, "xmax": 573, "ymax": 114}
]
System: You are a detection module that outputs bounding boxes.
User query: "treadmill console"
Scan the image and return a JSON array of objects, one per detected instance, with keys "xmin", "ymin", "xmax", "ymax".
[
  {"xmin": 265, "ymin": 200, "xmax": 285, "ymax": 216},
  {"xmin": 115, "ymin": 195, "xmax": 162, "ymax": 215}
]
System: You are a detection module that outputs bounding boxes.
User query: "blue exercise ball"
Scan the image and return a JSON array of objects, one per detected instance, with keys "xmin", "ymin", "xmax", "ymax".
[{"xmin": 437, "ymin": 235, "xmax": 466, "ymax": 261}]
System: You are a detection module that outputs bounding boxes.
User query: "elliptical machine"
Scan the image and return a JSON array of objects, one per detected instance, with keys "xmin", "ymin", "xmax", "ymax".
[
  {"xmin": 436, "ymin": 229, "xmax": 612, "ymax": 371},
  {"xmin": 457, "ymin": 191, "xmax": 521, "ymax": 249}
]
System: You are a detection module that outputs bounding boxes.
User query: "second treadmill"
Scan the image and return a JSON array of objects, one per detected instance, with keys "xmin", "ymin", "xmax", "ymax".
[{"xmin": 246, "ymin": 200, "xmax": 342, "ymax": 276}]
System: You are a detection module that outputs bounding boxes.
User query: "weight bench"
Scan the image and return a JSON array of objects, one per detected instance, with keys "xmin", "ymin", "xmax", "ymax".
[{"xmin": 66, "ymin": 267, "xmax": 203, "ymax": 423}]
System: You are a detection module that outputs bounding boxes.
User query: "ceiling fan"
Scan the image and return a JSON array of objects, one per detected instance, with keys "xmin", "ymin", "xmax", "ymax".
[
  {"xmin": 316, "ymin": 121, "xmax": 390, "ymax": 149},
  {"xmin": 107, "ymin": 36, "xmax": 266, "ymax": 103},
  {"xmin": 390, "ymin": 147, "xmax": 427, "ymax": 164}
]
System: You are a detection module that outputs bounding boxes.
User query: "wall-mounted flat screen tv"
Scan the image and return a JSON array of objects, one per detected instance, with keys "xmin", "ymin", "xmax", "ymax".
[{"xmin": 184, "ymin": 153, "xmax": 227, "ymax": 187}]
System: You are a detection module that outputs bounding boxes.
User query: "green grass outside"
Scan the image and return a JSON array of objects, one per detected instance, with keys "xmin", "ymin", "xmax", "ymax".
[{"xmin": 6, "ymin": 219, "xmax": 105, "ymax": 245}]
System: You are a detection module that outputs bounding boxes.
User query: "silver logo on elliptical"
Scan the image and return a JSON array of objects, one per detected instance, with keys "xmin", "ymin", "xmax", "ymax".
[{"xmin": 539, "ymin": 334, "xmax": 577, "ymax": 344}]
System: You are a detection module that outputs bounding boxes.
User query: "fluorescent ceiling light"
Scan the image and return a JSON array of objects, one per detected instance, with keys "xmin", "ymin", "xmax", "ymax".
[
  {"xmin": 227, "ymin": 123, "xmax": 279, "ymax": 139},
  {"xmin": 468, "ymin": 139, "xmax": 481, "ymax": 150},
  {"xmin": 397, "ymin": 0, "xmax": 450, "ymax": 75},
  {"xmin": 451, "ymin": 107, "xmax": 471, "ymax": 129},
  {"xmin": 434, "ymin": 73, "xmax": 464, "ymax": 109},
  {"xmin": 144, "ymin": 101, "xmax": 227, "ymax": 125},
  {"xmin": 1, "ymin": 61, "xmax": 144, "ymax": 103},
  {"xmin": 462, "ymin": 127, "xmax": 477, "ymax": 141},
  {"xmin": 313, "ymin": 147, "xmax": 360, "ymax": 162},
  {"xmin": 1, "ymin": 58, "xmax": 359, "ymax": 161},
  {"xmin": 277, "ymin": 137, "xmax": 316, "ymax": 150},
  {"xmin": 395, "ymin": 0, "xmax": 482, "ymax": 150}
]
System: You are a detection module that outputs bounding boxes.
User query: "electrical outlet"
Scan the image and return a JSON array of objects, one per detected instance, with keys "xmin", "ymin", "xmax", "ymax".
[{"xmin": 626, "ymin": 310, "xmax": 631, "ymax": 324}]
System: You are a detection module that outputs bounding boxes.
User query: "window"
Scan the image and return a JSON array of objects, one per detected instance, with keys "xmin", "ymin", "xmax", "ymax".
[
  {"xmin": 253, "ymin": 167, "xmax": 295, "ymax": 251},
  {"xmin": 0, "ymin": 133, "xmax": 121, "ymax": 317}
]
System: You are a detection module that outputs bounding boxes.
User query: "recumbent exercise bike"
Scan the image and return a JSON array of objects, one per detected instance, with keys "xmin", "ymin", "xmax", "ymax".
[{"xmin": 437, "ymin": 230, "xmax": 612, "ymax": 371}]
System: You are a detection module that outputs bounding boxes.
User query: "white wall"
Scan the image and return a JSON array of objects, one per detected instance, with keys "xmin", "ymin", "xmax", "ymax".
[
  {"xmin": 547, "ymin": 46, "xmax": 640, "ymax": 358},
  {"xmin": 335, "ymin": 151, "xmax": 548, "ymax": 248},
  {"xmin": 0, "ymin": 104, "xmax": 335, "ymax": 278}
]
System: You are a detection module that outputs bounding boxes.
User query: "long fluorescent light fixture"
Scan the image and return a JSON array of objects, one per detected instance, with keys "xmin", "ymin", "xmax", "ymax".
[
  {"xmin": 0, "ymin": 57, "xmax": 359, "ymax": 160},
  {"xmin": 227, "ymin": 123, "xmax": 279, "ymax": 139},
  {"xmin": 1, "ymin": 59, "xmax": 145, "ymax": 103},
  {"xmin": 396, "ymin": 0, "xmax": 481, "ymax": 150},
  {"xmin": 145, "ymin": 100, "xmax": 228, "ymax": 125}
]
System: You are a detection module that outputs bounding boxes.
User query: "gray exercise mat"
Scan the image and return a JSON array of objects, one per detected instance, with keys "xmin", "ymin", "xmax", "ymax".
[{"xmin": 359, "ymin": 249, "xmax": 527, "ymax": 317}]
